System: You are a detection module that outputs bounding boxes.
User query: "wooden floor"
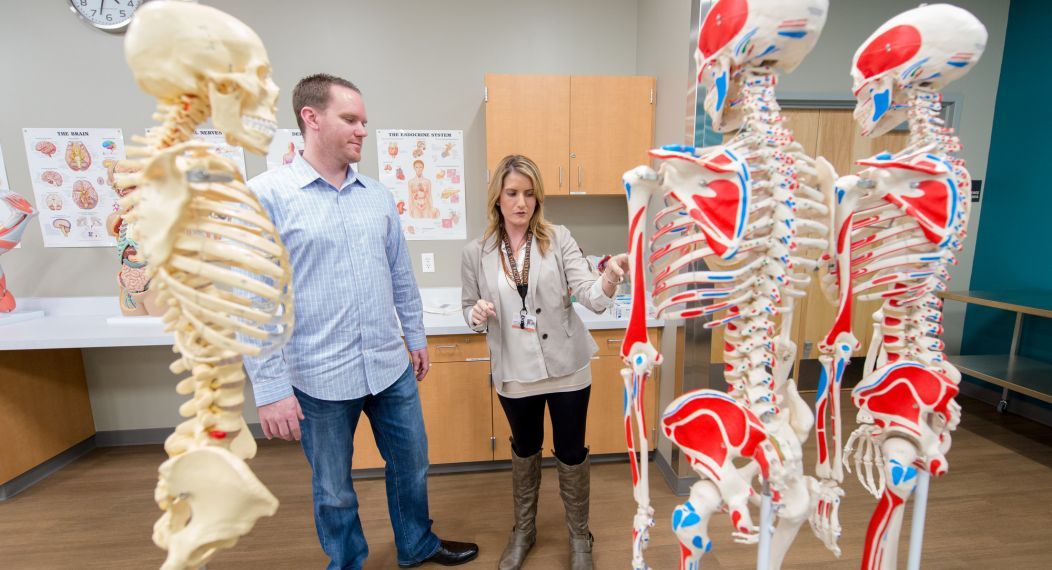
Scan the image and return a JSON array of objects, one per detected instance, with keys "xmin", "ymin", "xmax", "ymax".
[{"xmin": 2, "ymin": 393, "xmax": 1051, "ymax": 569}]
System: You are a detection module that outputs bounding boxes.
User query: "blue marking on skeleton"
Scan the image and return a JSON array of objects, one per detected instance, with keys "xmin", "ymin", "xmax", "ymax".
[
  {"xmin": 837, "ymin": 188, "xmax": 845, "ymax": 204},
  {"xmin": 705, "ymin": 540, "xmax": 713, "ymax": 553},
  {"xmin": 877, "ymin": 152, "xmax": 893, "ymax": 160},
  {"xmin": 900, "ymin": 57, "xmax": 929, "ymax": 80},
  {"xmin": 756, "ymin": 44, "xmax": 778, "ymax": 58},
  {"xmin": 710, "ymin": 275, "xmax": 732, "ymax": 281},
  {"xmin": 920, "ymin": 255, "xmax": 940, "ymax": 262},
  {"xmin": 663, "ymin": 144, "xmax": 696, "ymax": 153},
  {"xmin": 947, "ymin": 60, "xmax": 967, "ymax": 67},
  {"xmin": 816, "ymin": 366, "xmax": 829, "ymax": 402},
  {"xmin": 623, "ymin": 389, "xmax": 628, "ymax": 413},
  {"xmin": 734, "ymin": 28, "xmax": 758, "ymax": 57},
  {"xmin": 715, "ymin": 72, "xmax": 728, "ymax": 112},
  {"xmin": 778, "ymin": 30, "xmax": 807, "ymax": 38},
  {"xmin": 872, "ymin": 89, "xmax": 891, "ymax": 122},
  {"xmin": 692, "ymin": 536, "xmax": 705, "ymax": 549},
  {"xmin": 624, "ymin": 181, "xmax": 632, "ymax": 200}
]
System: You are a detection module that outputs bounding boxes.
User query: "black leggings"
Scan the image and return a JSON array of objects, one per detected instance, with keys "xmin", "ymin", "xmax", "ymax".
[{"xmin": 498, "ymin": 385, "xmax": 590, "ymax": 465}]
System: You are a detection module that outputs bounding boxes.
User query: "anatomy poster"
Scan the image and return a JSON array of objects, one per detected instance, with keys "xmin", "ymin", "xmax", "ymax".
[
  {"xmin": 22, "ymin": 128, "xmax": 125, "ymax": 248},
  {"xmin": 266, "ymin": 128, "xmax": 304, "ymax": 170},
  {"xmin": 376, "ymin": 129, "xmax": 465, "ymax": 240},
  {"xmin": 146, "ymin": 128, "xmax": 248, "ymax": 178}
]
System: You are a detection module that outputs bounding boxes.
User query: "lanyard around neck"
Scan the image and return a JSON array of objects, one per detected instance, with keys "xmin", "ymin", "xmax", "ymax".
[{"xmin": 501, "ymin": 229, "xmax": 532, "ymax": 316}]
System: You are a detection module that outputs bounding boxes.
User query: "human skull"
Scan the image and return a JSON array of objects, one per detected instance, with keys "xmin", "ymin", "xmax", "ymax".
[
  {"xmin": 695, "ymin": 0, "xmax": 828, "ymax": 131},
  {"xmin": 850, "ymin": 4, "xmax": 987, "ymax": 137},
  {"xmin": 125, "ymin": 1, "xmax": 279, "ymax": 154},
  {"xmin": 153, "ymin": 447, "xmax": 278, "ymax": 570}
]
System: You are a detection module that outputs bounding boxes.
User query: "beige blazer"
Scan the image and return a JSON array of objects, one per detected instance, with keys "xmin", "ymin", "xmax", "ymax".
[{"xmin": 461, "ymin": 224, "xmax": 614, "ymax": 383}]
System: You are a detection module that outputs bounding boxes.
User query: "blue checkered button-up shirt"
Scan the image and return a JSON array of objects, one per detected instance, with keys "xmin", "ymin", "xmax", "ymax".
[{"xmin": 243, "ymin": 153, "xmax": 426, "ymax": 406}]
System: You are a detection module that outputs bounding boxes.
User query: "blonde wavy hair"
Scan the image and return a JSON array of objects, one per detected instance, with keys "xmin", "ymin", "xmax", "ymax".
[{"xmin": 482, "ymin": 154, "xmax": 554, "ymax": 254}]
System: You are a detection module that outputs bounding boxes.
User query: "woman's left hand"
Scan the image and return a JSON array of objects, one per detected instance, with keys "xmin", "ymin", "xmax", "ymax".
[{"xmin": 604, "ymin": 253, "xmax": 630, "ymax": 284}]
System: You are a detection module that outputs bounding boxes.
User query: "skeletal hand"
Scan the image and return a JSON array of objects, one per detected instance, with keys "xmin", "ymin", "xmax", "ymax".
[
  {"xmin": 808, "ymin": 477, "xmax": 844, "ymax": 557},
  {"xmin": 732, "ymin": 525, "xmax": 761, "ymax": 544},
  {"xmin": 844, "ymin": 426, "xmax": 885, "ymax": 498}
]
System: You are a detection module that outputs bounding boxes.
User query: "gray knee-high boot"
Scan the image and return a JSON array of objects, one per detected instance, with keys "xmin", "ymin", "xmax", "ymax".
[
  {"xmin": 556, "ymin": 453, "xmax": 593, "ymax": 570},
  {"xmin": 499, "ymin": 445, "xmax": 541, "ymax": 570}
]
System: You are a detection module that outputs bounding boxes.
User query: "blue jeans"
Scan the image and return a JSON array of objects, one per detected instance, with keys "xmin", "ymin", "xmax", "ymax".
[{"xmin": 296, "ymin": 364, "xmax": 440, "ymax": 569}]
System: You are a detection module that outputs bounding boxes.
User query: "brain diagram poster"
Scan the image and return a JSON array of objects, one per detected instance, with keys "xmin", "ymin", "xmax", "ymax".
[
  {"xmin": 376, "ymin": 130, "xmax": 465, "ymax": 240},
  {"xmin": 22, "ymin": 128, "xmax": 125, "ymax": 248}
]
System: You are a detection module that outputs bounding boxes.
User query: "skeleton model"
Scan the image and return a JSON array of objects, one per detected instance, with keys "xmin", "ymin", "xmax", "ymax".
[
  {"xmin": 818, "ymin": 5, "xmax": 986, "ymax": 570},
  {"xmin": 117, "ymin": 2, "xmax": 292, "ymax": 569},
  {"xmin": 620, "ymin": 1, "xmax": 838, "ymax": 567},
  {"xmin": 0, "ymin": 190, "xmax": 37, "ymax": 313}
]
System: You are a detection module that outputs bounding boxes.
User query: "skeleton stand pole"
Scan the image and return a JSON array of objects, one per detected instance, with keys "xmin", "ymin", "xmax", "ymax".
[
  {"xmin": 757, "ymin": 481, "xmax": 774, "ymax": 570},
  {"xmin": 906, "ymin": 470, "xmax": 931, "ymax": 570}
]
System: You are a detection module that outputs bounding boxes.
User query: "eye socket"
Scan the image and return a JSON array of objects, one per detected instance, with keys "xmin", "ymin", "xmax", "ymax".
[{"xmin": 215, "ymin": 81, "xmax": 236, "ymax": 95}]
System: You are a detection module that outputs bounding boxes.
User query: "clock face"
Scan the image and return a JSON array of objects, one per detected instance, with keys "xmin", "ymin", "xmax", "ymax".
[{"xmin": 69, "ymin": 0, "xmax": 144, "ymax": 33}]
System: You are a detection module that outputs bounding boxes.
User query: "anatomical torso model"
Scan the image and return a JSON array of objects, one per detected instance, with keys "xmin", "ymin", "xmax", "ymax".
[
  {"xmin": 820, "ymin": 5, "xmax": 986, "ymax": 569},
  {"xmin": 0, "ymin": 190, "xmax": 37, "ymax": 313},
  {"xmin": 117, "ymin": 2, "xmax": 293, "ymax": 569},
  {"xmin": 619, "ymin": 1, "xmax": 840, "ymax": 568}
]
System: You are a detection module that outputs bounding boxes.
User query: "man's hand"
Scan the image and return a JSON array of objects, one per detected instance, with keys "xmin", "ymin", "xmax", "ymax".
[
  {"xmin": 258, "ymin": 395, "xmax": 305, "ymax": 441},
  {"xmin": 411, "ymin": 348, "xmax": 431, "ymax": 381}
]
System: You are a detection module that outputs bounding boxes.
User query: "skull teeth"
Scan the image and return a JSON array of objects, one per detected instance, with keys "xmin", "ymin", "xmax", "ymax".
[{"xmin": 242, "ymin": 115, "xmax": 277, "ymax": 138}]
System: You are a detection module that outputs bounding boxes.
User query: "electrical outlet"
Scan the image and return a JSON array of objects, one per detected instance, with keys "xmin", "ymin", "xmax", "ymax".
[
  {"xmin": 421, "ymin": 253, "xmax": 435, "ymax": 273},
  {"xmin": 802, "ymin": 341, "xmax": 813, "ymax": 359}
]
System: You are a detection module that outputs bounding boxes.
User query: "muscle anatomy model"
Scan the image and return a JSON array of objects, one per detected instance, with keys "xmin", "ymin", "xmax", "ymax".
[
  {"xmin": 619, "ymin": 1, "xmax": 838, "ymax": 567},
  {"xmin": 0, "ymin": 190, "xmax": 37, "ymax": 313},
  {"xmin": 820, "ymin": 5, "xmax": 986, "ymax": 569},
  {"xmin": 118, "ymin": 2, "xmax": 292, "ymax": 568}
]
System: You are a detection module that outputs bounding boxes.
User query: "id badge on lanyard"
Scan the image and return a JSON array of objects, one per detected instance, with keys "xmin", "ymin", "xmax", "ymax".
[
  {"xmin": 503, "ymin": 231, "xmax": 536, "ymax": 333},
  {"xmin": 511, "ymin": 285, "xmax": 537, "ymax": 332}
]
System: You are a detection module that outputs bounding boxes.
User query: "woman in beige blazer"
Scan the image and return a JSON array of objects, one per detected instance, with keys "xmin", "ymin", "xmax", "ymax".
[{"xmin": 461, "ymin": 155, "xmax": 628, "ymax": 570}]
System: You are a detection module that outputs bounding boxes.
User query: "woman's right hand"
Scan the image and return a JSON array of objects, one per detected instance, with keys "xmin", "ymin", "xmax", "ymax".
[{"xmin": 471, "ymin": 299, "xmax": 497, "ymax": 327}]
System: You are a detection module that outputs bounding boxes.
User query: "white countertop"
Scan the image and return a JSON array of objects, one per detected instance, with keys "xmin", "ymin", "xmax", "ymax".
[{"xmin": 0, "ymin": 288, "xmax": 660, "ymax": 351}]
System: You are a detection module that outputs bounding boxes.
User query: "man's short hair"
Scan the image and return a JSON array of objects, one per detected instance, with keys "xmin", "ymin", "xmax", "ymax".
[
  {"xmin": 413, "ymin": 159, "xmax": 424, "ymax": 168},
  {"xmin": 292, "ymin": 74, "xmax": 361, "ymax": 133}
]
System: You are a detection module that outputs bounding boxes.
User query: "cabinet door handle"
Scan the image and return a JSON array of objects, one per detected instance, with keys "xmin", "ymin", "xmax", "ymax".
[
  {"xmin": 578, "ymin": 165, "xmax": 583, "ymax": 189},
  {"xmin": 434, "ymin": 344, "xmax": 458, "ymax": 349},
  {"xmin": 606, "ymin": 338, "xmax": 624, "ymax": 344},
  {"xmin": 465, "ymin": 357, "xmax": 491, "ymax": 362},
  {"xmin": 559, "ymin": 165, "xmax": 564, "ymax": 188}
]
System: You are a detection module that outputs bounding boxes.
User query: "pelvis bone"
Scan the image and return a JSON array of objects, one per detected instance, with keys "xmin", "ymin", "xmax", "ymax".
[{"xmin": 154, "ymin": 446, "xmax": 278, "ymax": 570}]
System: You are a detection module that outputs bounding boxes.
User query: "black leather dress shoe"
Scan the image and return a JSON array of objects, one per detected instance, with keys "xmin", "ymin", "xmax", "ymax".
[{"xmin": 398, "ymin": 539, "xmax": 479, "ymax": 567}]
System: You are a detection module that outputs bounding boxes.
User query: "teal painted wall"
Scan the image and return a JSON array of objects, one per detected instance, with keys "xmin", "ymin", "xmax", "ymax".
[{"xmin": 962, "ymin": 0, "xmax": 1052, "ymax": 390}]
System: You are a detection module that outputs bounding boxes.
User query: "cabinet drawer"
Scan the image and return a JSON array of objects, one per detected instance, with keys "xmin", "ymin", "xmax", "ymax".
[
  {"xmin": 591, "ymin": 329, "xmax": 626, "ymax": 356},
  {"xmin": 427, "ymin": 334, "xmax": 490, "ymax": 363},
  {"xmin": 591, "ymin": 327, "xmax": 661, "ymax": 357}
]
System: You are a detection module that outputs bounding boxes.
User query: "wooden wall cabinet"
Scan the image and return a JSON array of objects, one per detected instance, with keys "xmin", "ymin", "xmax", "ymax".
[{"xmin": 485, "ymin": 74, "xmax": 656, "ymax": 196}]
